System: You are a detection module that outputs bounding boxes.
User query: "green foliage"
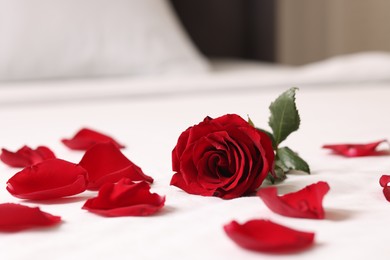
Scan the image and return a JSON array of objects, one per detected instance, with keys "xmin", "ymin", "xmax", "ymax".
[
  {"xmin": 255, "ymin": 87, "xmax": 310, "ymax": 183},
  {"xmin": 268, "ymin": 87, "xmax": 300, "ymax": 146},
  {"xmin": 276, "ymin": 146, "xmax": 310, "ymax": 174},
  {"xmin": 266, "ymin": 166, "xmax": 287, "ymax": 184}
]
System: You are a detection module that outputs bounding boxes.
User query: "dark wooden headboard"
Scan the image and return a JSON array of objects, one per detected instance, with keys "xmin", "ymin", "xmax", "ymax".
[{"xmin": 170, "ymin": 0, "xmax": 276, "ymax": 62}]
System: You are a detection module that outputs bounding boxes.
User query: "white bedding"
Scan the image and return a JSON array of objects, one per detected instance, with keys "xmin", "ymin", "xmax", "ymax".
[
  {"xmin": 1, "ymin": 51, "xmax": 390, "ymax": 107},
  {"xmin": 0, "ymin": 0, "xmax": 209, "ymax": 80},
  {"xmin": 1, "ymin": 53, "xmax": 390, "ymax": 260}
]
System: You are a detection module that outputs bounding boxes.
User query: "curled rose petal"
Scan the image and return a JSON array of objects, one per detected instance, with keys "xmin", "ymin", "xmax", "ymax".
[
  {"xmin": 322, "ymin": 139, "xmax": 389, "ymax": 157},
  {"xmin": 79, "ymin": 142, "xmax": 153, "ymax": 190},
  {"xmin": 0, "ymin": 203, "xmax": 61, "ymax": 232},
  {"xmin": 62, "ymin": 128, "xmax": 125, "ymax": 150},
  {"xmin": 379, "ymin": 175, "xmax": 390, "ymax": 202},
  {"xmin": 7, "ymin": 159, "xmax": 88, "ymax": 200},
  {"xmin": 257, "ymin": 181, "xmax": 330, "ymax": 219},
  {"xmin": 171, "ymin": 114, "xmax": 275, "ymax": 199},
  {"xmin": 379, "ymin": 175, "xmax": 390, "ymax": 187},
  {"xmin": 1, "ymin": 146, "xmax": 56, "ymax": 167},
  {"xmin": 224, "ymin": 219, "xmax": 315, "ymax": 253},
  {"xmin": 82, "ymin": 178, "xmax": 165, "ymax": 217}
]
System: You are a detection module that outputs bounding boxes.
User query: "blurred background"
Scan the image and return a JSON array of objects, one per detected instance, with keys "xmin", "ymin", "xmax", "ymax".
[
  {"xmin": 0, "ymin": 0, "xmax": 389, "ymax": 82},
  {"xmin": 171, "ymin": 0, "xmax": 390, "ymax": 65}
]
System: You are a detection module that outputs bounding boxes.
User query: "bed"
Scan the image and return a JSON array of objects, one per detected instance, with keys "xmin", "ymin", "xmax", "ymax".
[
  {"xmin": 1, "ymin": 1, "xmax": 390, "ymax": 260},
  {"xmin": 1, "ymin": 54, "xmax": 390, "ymax": 259}
]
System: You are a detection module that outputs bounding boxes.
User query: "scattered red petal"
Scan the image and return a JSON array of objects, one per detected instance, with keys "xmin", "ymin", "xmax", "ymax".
[
  {"xmin": 379, "ymin": 175, "xmax": 390, "ymax": 202},
  {"xmin": 79, "ymin": 142, "xmax": 153, "ymax": 190},
  {"xmin": 1, "ymin": 146, "xmax": 56, "ymax": 168},
  {"xmin": 82, "ymin": 178, "xmax": 165, "ymax": 217},
  {"xmin": 62, "ymin": 128, "xmax": 125, "ymax": 150},
  {"xmin": 224, "ymin": 219, "xmax": 315, "ymax": 253},
  {"xmin": 322, "ymin": 139, "xmax": 389, "ymax": 157},
  {"xmin": 257, "ymin": 181, "xmax": 330, "ymax": 219},
  {"xmin": 379, "ymin": 175, "xmax": 390, "ymax": 187},
  {"xmin": 0, "ymin": 203, "xmax": 61, "ymax": 232},
  {"xmin": 7, "ymin": 159, "xmax": 88, "ymax": 200}
]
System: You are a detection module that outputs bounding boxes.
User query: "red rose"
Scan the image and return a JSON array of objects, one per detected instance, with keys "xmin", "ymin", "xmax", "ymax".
[{"xmin": 171, "ymin": 114, "xmax": 274, "ymax": 199}]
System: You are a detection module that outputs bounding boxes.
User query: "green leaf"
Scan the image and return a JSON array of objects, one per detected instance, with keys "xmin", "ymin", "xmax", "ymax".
[
  {"xmin": 268, "ymin": 87, "xmax": 300, "ymax": 146},
  {"xmin": 276, "ymin": 146, "xmax": 310, "ymax": 174},
  {"xmin": 266, "ymin": 166, "xmax": 287, "ymax": 184},
  {"xmin": 247, "ymin": 115, "xmax": 255, "ymax": 127}
]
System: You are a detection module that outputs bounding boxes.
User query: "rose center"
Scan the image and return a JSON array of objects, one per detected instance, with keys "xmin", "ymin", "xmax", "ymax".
[{"xmin": 209, "ymin": 153, "xmax": 233, "ymax": 178}]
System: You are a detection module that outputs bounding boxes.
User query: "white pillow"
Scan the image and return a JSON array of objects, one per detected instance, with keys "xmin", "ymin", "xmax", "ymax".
[{"xmin": 0, "ymin": 0, "xmax": 209, "ymax": 81}]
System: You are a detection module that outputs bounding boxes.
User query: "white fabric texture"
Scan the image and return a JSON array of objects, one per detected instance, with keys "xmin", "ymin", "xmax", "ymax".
[{"xmin": 0, "ymin": 0, "xmax": 209, "ymax": 81}]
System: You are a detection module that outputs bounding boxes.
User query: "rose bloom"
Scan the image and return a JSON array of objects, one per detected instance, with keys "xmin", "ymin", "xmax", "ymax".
[{"xmin": 171, "ymin": 114, "xmax": 274, "ymax": 199}]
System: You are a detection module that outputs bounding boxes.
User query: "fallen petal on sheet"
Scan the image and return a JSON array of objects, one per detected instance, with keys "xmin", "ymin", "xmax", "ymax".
[
  {"xmin": 0, "ymin": 203, "xmax": 61, "ymax": 232},
  {"xmin": 379, "ymin": 175, "xmax": 390, "ymax": 187},
  {"xmin": 7, "ymin": 159, "xmax": 88, "ymax": 200},
  {"xmin": 257, "ymin": 181, "xmax": 330, "ymax": 219},
  {"xmin": 62, "ymin": 128, "xmax": 125, "ymax": 150},
  {"xmin": 79, "ymin": 142, "xmax": 153, "ymax": 190},
  {"xmin": 224, "ymin": 219, "xmax": 315, "ymax": 253},
  {"xmin": 379, "ymin": 175, "xmax": 390, "ymax": 202},
  {"xmin": 0, "ymin": 146, "xmax": 56, "ymax": 168},
  {"xmin": 322, "ymin": 139, "xmax": 389, "ymax": 157},
  {"xmin": 82, "ymin": 178, "xmax": 165, "ymax": 217}
]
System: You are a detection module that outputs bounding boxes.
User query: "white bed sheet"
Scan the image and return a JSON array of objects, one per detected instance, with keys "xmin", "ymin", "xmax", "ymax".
[
  {"xmin": 1, "ymin": 51, "xmax": 390, "ymax": 107},
  {"xmin": 1, "ymin": 54, "xmax": 390, "ymax": 260}
]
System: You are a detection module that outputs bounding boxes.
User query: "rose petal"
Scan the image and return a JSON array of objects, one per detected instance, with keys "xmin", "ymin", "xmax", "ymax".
[
  {"xmin": 1, "ymin": 146, "xmax": 56, "ymax": 168},
  {"xmin": 79, "ymin": 142, "xmax": 153, "ymax": 190},
  {"xmin": 379, "ymin": 175, "xmax": 390, "ymax": 202},
  {"xmin": 322, "ymin": 139, "xmax": 389, "ymax": 157},
  {"xmin": 257, "ymin": 181, "xmax": 330, "ymax": 219},
  {"xmin": 0, "ymin": 203, "xmax": 61, "ymax": 232},
  {"xmin": 7, "ymin": 159, "xmax": 88, "ymax": 200},
  {"xmin": 224, "ymin": 219, "xmax": 315, "ymax": 253},
  {"xmin": 62, "ymin": 128, "xmax": 125, "ymax": 150},
  {"xmin": 379, "ymin": 175, "xmax": 390, "ymax": 187},
  {"xmin": 82, "ymin": 178, "xmax": 165, "ymax": 217}
]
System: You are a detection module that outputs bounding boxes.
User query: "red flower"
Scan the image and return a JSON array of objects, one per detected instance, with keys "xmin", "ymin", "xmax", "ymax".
[
  {"xmin": 7, "ymin": 159, "xmax": 88, "ymax": 200},
  {"xmin": 171, "ymin": 114, "xmax": 274, "ymax": 199},
  {"xmin": 82, "ymin": 178, "xmax": 165, "ymax": 217},
  {"xmin": 1, "ymin": 145, "xmax": 55, "ymax": 167},
  {"xmin": 62, "ymin": 128, "xmax": 125, "ymax": 150},
  {"xmin": 257, "ymin": 181, "xmax": 330, "ymax": 219},
  {"xmin": 224, "ymin": 219, "xmax": 315, "ymax": 253},
  {"xmin": 379, "ymin": 175, "xmax": 390, "ymax": 202},
  {"xmin": 79, "ymin": 142, "xmax": 153, "ymax": 190},
  {"xmin": 322, "ymin": 140, "xmax": 389, "ymax": 157},
  {"xmin": 0, "ymin": 203, "xmax": 61, "ymax": 232}
]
